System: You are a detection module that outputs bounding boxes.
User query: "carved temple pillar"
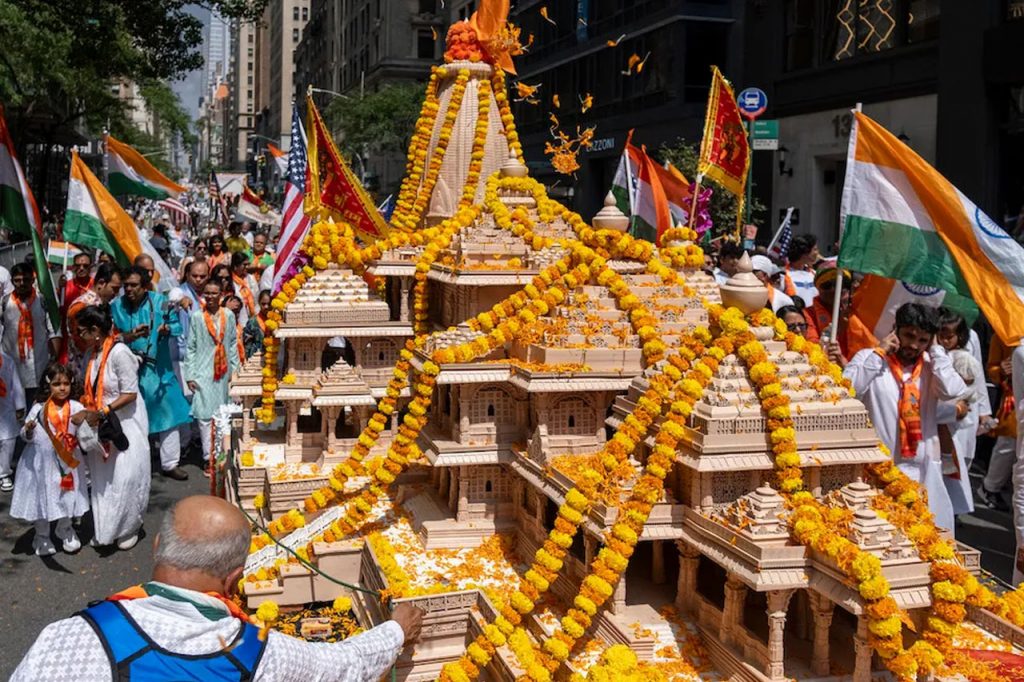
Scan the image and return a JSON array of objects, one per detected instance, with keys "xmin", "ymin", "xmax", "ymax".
[
  {"xmin": 676, "ymin": 543, "xmax": 701, "ymax": 614},
  {"xmin": 241, "ymin": 400, "xmax": 253, "ymax": 443},
  {"xmin": 456, "ymin": 466, "xmax": 470, "ymax": 522},
  {"xmin": 584, "ymin": 534, "xmax": 597, "ymax": 569},
  {"xmin": 852, "ymin": 616, "xmax": 873, "ymax": 682},
  {"xmin": 808, "ymin": 592, "xmax": 835, "ymax": 677},
  {"xmin": 720, "ymin": 574, "xmax": 747, "ymax": 647},
  {"xmin": 448, "ymin": 466, "xmax": 459, "ymax": 512},
  {"xmin": 399, "ymin": 276, "xmax": 411, "ymax": 321},
  {"xmin": 651, "ymin": 540, "xmax": 666, "ymax": 585},
  {"xmin": 609, "ymin": 575, "xmax": 627, "ymax": 615},
  {"xmin": 286, "ymin": 404, "xmax": 299, "ymax": 448},
  {"xmin": 765, "ymin": 589, "xmax": 794, "ymax": 680},
  {"xmin": 439, "ymin": 467, "xmax": 450, "ymax": 499}
]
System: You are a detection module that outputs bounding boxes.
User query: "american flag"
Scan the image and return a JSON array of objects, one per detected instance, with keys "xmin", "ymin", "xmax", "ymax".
[
  {"xmin": 158, "ymin": 197, "xmax": 192, "ymax": 227},
  {"xmin": 768, "ymin": 207, "xmax": 795, "ymax": 262},
  {"xmin": 208, "ymin": 171, "xmax": 229, "ymax": 227},
  {"xmin": 272, "ymin": 105, "xmax": 311, "ymax": 293}
]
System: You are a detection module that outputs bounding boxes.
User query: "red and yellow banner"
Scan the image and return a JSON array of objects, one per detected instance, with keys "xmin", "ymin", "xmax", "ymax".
[
  {"xmin": 697, "ymin": 66, "xmax": 750, "ymax": 227},
  {"xmin": 305, "ymin": 95, "xmax": 388, "ymax": 242}
]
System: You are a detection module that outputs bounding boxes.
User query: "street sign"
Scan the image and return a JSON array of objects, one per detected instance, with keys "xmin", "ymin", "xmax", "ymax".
[
  {"xmin": 737, "ymin": 87, "xmax": 768, "ymax": 120},
  {"xmin": 751, "ymin": 119, "xmax": 779, "ymax": 150}
]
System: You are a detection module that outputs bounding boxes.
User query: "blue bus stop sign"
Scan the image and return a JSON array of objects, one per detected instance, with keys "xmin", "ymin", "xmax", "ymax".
[{"xmin": 737, "ymin": 88, "xmax": 768, "ymax": 120}]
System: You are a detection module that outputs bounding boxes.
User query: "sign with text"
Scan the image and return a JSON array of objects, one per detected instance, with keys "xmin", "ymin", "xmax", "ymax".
[{"xmin": 751, "ymin": 119, "xmax": 779, "ymax": 150}]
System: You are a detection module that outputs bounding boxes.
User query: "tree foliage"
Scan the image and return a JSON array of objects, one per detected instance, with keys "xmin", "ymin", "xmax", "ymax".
[
  {"xmin": 324, "ymin": 83, "xmax": 426, "ymax": 160},
  {"xmin": 658, "ymin": 137, "xmax": 766, "ymax": 239},
  {"xmin": 0, "ymin": 0, "xmax": 266, "ymax": 136}
]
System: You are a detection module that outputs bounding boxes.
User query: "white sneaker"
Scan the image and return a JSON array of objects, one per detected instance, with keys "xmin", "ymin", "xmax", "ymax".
[
  {"xmin": 33, "ymin": 535, "xmax": 56, "ymax": 556},
  {"xmin": 0, "ymin": 476, "xmax": 12, "ymax": 493},
  {"xmin": 58, "ymin": 527, "xmax": 81, "ymax": 554},
  {"xmin": 117, "ymin": 533, "xmax": 139, "ymax": 551}
]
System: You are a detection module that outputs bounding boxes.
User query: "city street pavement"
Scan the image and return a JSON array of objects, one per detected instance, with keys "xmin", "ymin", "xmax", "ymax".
[
  {"xmin": 0, "ymin": 454, "xmax": 208, "ymax": 678},
  {"xmin": 0, "ymin": 454, "xmax": 1018, "ymax": 677}
]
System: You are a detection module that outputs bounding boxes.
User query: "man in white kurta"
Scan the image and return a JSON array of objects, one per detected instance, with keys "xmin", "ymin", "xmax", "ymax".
[
  {"xmin": 844, "ymin": 303, "xmax": 967, "ymax": 533},
  {"xmin": 0, "ymin": 349, "xmax": 25, "ymax": 492},
  {"xmin": 1, "ymin": 263, "xmax": 58, "ymax": 403}
]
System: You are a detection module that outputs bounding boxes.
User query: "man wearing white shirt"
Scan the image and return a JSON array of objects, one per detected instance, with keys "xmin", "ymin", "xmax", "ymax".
[
  {"xmin": 844, "ymin": 303, "xmax": 968, "ymax": 533},
  {"xmin": 750, "ymin": 255, "xmax": 795, "ymax": 312},
  {"xmin": 1, "ymin": 263, "xmax": 59, "ymax": 403},
  {"xmin": 12, "ymin": 495, "xmax": 423, "ymax": 681}
]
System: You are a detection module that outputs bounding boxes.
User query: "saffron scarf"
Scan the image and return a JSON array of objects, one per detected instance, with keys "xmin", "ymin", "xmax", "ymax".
[
  {"xmin": 885, "ymin": 352, "xmax": 924, "ymax": 459},
  {"xmin": 10, "ymin": 290, "xmax": 35, "ymax": 360},
  {"xmin": 83, "ymin": 336, "xmax": 117, "ymax": 410},
  {"xmin": 204, "ymin": 308, "xmax": 228, "ymax": 381},
  {"xmin": 43, "ymin": 398, "xmax": 79, "ymax": 470},
  {"xmin": 108, "ymin": 584, "xmax": 251, "ymax": 624},
  {"xmin": 236, "ymin": 322, "xmax": 246, "ymax": 364},
  {"xmin": 233, "ymin": 274, "xmax": 255, "ymax": 315}
]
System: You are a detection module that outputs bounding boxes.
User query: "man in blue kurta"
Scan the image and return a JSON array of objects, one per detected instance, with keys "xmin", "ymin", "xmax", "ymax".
[{"xmin": 112, "ymin": 266, "xmax": 193, "ymax": 480}]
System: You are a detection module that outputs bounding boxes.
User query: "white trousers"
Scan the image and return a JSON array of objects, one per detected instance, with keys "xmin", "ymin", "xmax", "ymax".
[
  {"xmin": 1013, "ymin": 433, "xmax": 1024, "ymax": 585},
  {"xmin": 198, "ymin": 418, "xmax": 215, "ymax": 466},
  {"xmin": 0, "ymin": 437, "xmax": 16, "ymax": 478},
  {"xmin": 35, "ymin": 517, "xmax": 73, "ymax": 538},
  {"xmin": 984, "ymin": 436, "xmax": 1016, "ymax": 493},
  {"xmin": 156, "ymin": 424, "xmax": 191, "ymax": 472}
]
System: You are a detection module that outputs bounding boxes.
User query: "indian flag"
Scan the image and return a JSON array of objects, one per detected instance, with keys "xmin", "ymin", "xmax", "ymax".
[
  {"xmin": 106, "ymin": 134, "xmax": 185, "ymax": 200},
  {"xmin": 0, "ymin": 106, "xmax": 60, "ymax": 329},
  {"xmin": 64, "ymin": 150, "xmax": 144, "ymax": 267},
  {"xmin": 838, "ymin": 111, "xmax": 1024, "ymax": 347},
  {"xmin": 846, "ymin": 274, "xmax": 978, "ymax": 356},
  {"xmin": 266, "ymin": 143, "xmax": 288, "ymax": 175},
  {"xmin": 47, "ymin": 240, "xmax": 83, "ymax": 266},
  {"xmin": 611, "ymin": 133, "xmax": 687, "ymax": 244}
]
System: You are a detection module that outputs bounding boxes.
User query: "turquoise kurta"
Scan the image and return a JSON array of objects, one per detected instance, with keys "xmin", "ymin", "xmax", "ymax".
[
  {"xmin": 111, "ymin": 291, "xmax": 192, "ymax": 434},
  {"xmin": 184, "ymin": 307, "xmax": 240, "ymax": 421}
]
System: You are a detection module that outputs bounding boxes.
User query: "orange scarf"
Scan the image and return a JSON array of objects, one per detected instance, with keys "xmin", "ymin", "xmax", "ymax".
[
  {"xmin": 44, "ymin": 399, "xmax": 79, "ymax": 469},
  {"xmin": 233, "ymin": 274, "xmax": 255, "ymax": 315},
  {"xmin": 236, "ymin": 323, "xmax": 246, "ymax": 363},
  {"xmin": 204, "ymin": 308, "xmax": 228, "ymax": 381},
  {"xmin": 83, "ymin": 336, "xmax": 117, "ymax": 410},
  {"xmin": 10, "ymin": 291, "xmax": 35, "ymax": 360},
  {"xmin": 886, "ymin": 353, "xmax": 924, "ymax": 459},
  {"xmin": 208, "ymin": 251, "xmax": 227, "ymax": 268},
  {"xmin": 255, "ymin": 314, "xmax": 267, "ymax": 335},
  {"xmin": 108, "ymin": 585, "xmax": 251, "ymax": 623}
]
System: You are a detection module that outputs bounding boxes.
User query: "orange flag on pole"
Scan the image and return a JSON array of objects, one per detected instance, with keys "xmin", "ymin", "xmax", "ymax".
[{"xmin": 697, "ymin": 66, "xmax": 750, "ymax": 229}]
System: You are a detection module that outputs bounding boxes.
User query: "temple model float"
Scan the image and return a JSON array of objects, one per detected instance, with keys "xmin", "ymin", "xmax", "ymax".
[{"xmin": 228, "ymin": 7, "xmax": 1024, "ymax": 682}]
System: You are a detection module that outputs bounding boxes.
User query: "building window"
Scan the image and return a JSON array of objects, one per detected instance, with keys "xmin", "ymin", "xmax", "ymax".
[
  {"xmin": 302, "ymin": 6, "xmax": 308, "ymax": 20},
  {"xmin": 247, "ymin": 75, "xmax": 253, "ymax": 85},
  {"xmin": 417, "ymin": 29, "xmax": 434, "ymax": 59},
  {"xmin": 293, "ymin": 6, "xmax": 299, "ymax": 20},
  {"xmin": 248, "ymin": 33, "xmax": 254, "ymax": 43},
  {"xmin": 419, "ymin": 0, "xmax": 434, "ymax": 13},
  {"xmin": 248, "ymin": 89, "xmax": 253, "ymax": 100},
  {"xmin": 293, "ymin": 28, "xmax": 299, "ymax": 42},
  {"xmin": 906, "ymin": 0, "xmax": 941, "ymax": 43},
  {"xmin": 784, "ymin": 0, "xmax": 816, "ymax": 71}
]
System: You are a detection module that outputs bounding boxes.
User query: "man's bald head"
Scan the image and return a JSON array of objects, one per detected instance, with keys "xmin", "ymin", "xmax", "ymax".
[
  {"xmin": 188, "ymin": 260, "xmax": 210, "ymax": 291},
  {"xmin": 133, "ymin": 254, "xmax": 155, "ymax": 270},
  {"xmin": 153, "ymin": 496, "xmax": 251, "ymax": 589}
]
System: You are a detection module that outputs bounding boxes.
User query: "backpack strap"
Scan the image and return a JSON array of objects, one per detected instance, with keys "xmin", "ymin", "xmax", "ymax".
[
  {"xmin": 225, "ymin": 622, "xmax": 268, "ymax": 677},
  {"xmin": 78, "ymin": 600, "xmax": 150, "ymax": 676}
]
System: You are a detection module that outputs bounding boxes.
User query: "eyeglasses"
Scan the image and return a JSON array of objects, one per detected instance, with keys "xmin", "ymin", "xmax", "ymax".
[{"xmin": 787, "ymin": 322, "xmax": 808, "ymax": 332}]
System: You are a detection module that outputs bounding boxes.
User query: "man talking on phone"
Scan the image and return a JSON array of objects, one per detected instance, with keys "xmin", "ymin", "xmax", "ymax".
[
  {"xmin": 111, "ymin": 266, "xmax": 193, "ymax": 480},
  {"xmin": 843, "ymin": 303, "xmax": 967, "ymax": 533}
]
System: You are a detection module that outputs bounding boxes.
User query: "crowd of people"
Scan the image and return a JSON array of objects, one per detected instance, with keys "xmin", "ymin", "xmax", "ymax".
[
  {"xmin": 707, "ymin": 232, "xmax": 1017, "ymax": 548},
  {"xmin": 0, "ymin": 205, "xmax": 275, "ymax": 556}
]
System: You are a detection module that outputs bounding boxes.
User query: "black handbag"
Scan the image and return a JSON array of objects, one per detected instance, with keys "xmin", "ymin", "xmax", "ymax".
[{"xmin": 97, "ymin": 409, "xmax": 130, "ymax": 452}]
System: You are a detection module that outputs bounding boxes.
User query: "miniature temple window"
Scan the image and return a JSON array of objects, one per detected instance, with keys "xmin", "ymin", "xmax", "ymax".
[
  {"xmin": 468, "ymin": 386, "xmax": 513, "ymax": 424},
  {"xmin": 695, "ymin": 556, "xmax": 727, "ymax": 610},
  {"xmin": 549, "ymin": 396, "xmax": 594, "ymax": 436},
  {"xmin": 485, "ymin": 480, "xmax": 493, "ymax": 493}
]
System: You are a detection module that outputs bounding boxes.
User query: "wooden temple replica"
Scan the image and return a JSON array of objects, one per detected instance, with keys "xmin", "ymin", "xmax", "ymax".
[{"xmin": 229, "ymin": 16, "xmax": 1024, "ymax": 682}]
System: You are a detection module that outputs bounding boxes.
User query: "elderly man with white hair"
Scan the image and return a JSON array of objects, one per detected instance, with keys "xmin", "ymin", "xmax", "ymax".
[{"xmin": 12, "ymin": 495, "xmax": 424, "ymax": 681}]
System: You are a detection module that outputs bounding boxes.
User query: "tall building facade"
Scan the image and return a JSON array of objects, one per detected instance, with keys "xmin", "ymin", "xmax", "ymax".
[
  {"xmin": 205, "ymin": 12, "xmax": 232, "ymax": 98},
  {"xmin": 508, "ymin": 0, "xmax": 746, "ymax": 218},
  {"xmin": 227, "ymin": 20, "xmax": 260, "ymax": 170},
  {"xmin": 743, "ymin": 0, "xmax": 1024, "ymax": 250},
  {"xmin": 267, "ymin": 0, "xmax": 311, "ymax": 147}
]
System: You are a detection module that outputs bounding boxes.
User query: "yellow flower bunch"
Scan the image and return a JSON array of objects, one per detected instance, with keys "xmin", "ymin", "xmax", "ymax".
[{"xmin": 459, "ymin": 78, "xmax": 491, "ymax": 207}]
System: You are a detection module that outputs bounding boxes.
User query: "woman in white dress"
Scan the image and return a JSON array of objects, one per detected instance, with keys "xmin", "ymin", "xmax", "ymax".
[
  {"xmin": 76, "ymin": 305, "xmax": 150, "ymax": 550},
  {"xmin": 10, "ymin": 363, "xmax": 89, "ymax": 555}
]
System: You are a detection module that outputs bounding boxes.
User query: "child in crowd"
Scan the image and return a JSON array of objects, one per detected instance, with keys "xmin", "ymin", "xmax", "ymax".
[
  {"xmin": 935, "ymin": 309, "xmax": 992, "ymax": 515},
  {"xmin": 10, "ymin": 363, "xmax": 89, "ymax": 555}
]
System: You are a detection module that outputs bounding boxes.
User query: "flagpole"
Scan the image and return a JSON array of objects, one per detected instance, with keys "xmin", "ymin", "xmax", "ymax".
[
  {"xmin": 828, "ymin": 102, "xmax": 862, "ymax": 346},
  {"xmin": 622, "ymin": 131, "xmax": 637, "ymax": 235},
  {"xmin": 686, "ymin": 173, "xmax": 704, "ymax": 232},
  {"xmin": 766, "ymin": 207, "xmax": 794, "ymax": 253}
]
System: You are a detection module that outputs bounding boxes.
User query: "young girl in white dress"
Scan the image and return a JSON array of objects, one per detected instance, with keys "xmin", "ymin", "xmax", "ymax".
[{"xmin": 10, "ymin": 363, "xmax": 89, "ymax": 556}]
